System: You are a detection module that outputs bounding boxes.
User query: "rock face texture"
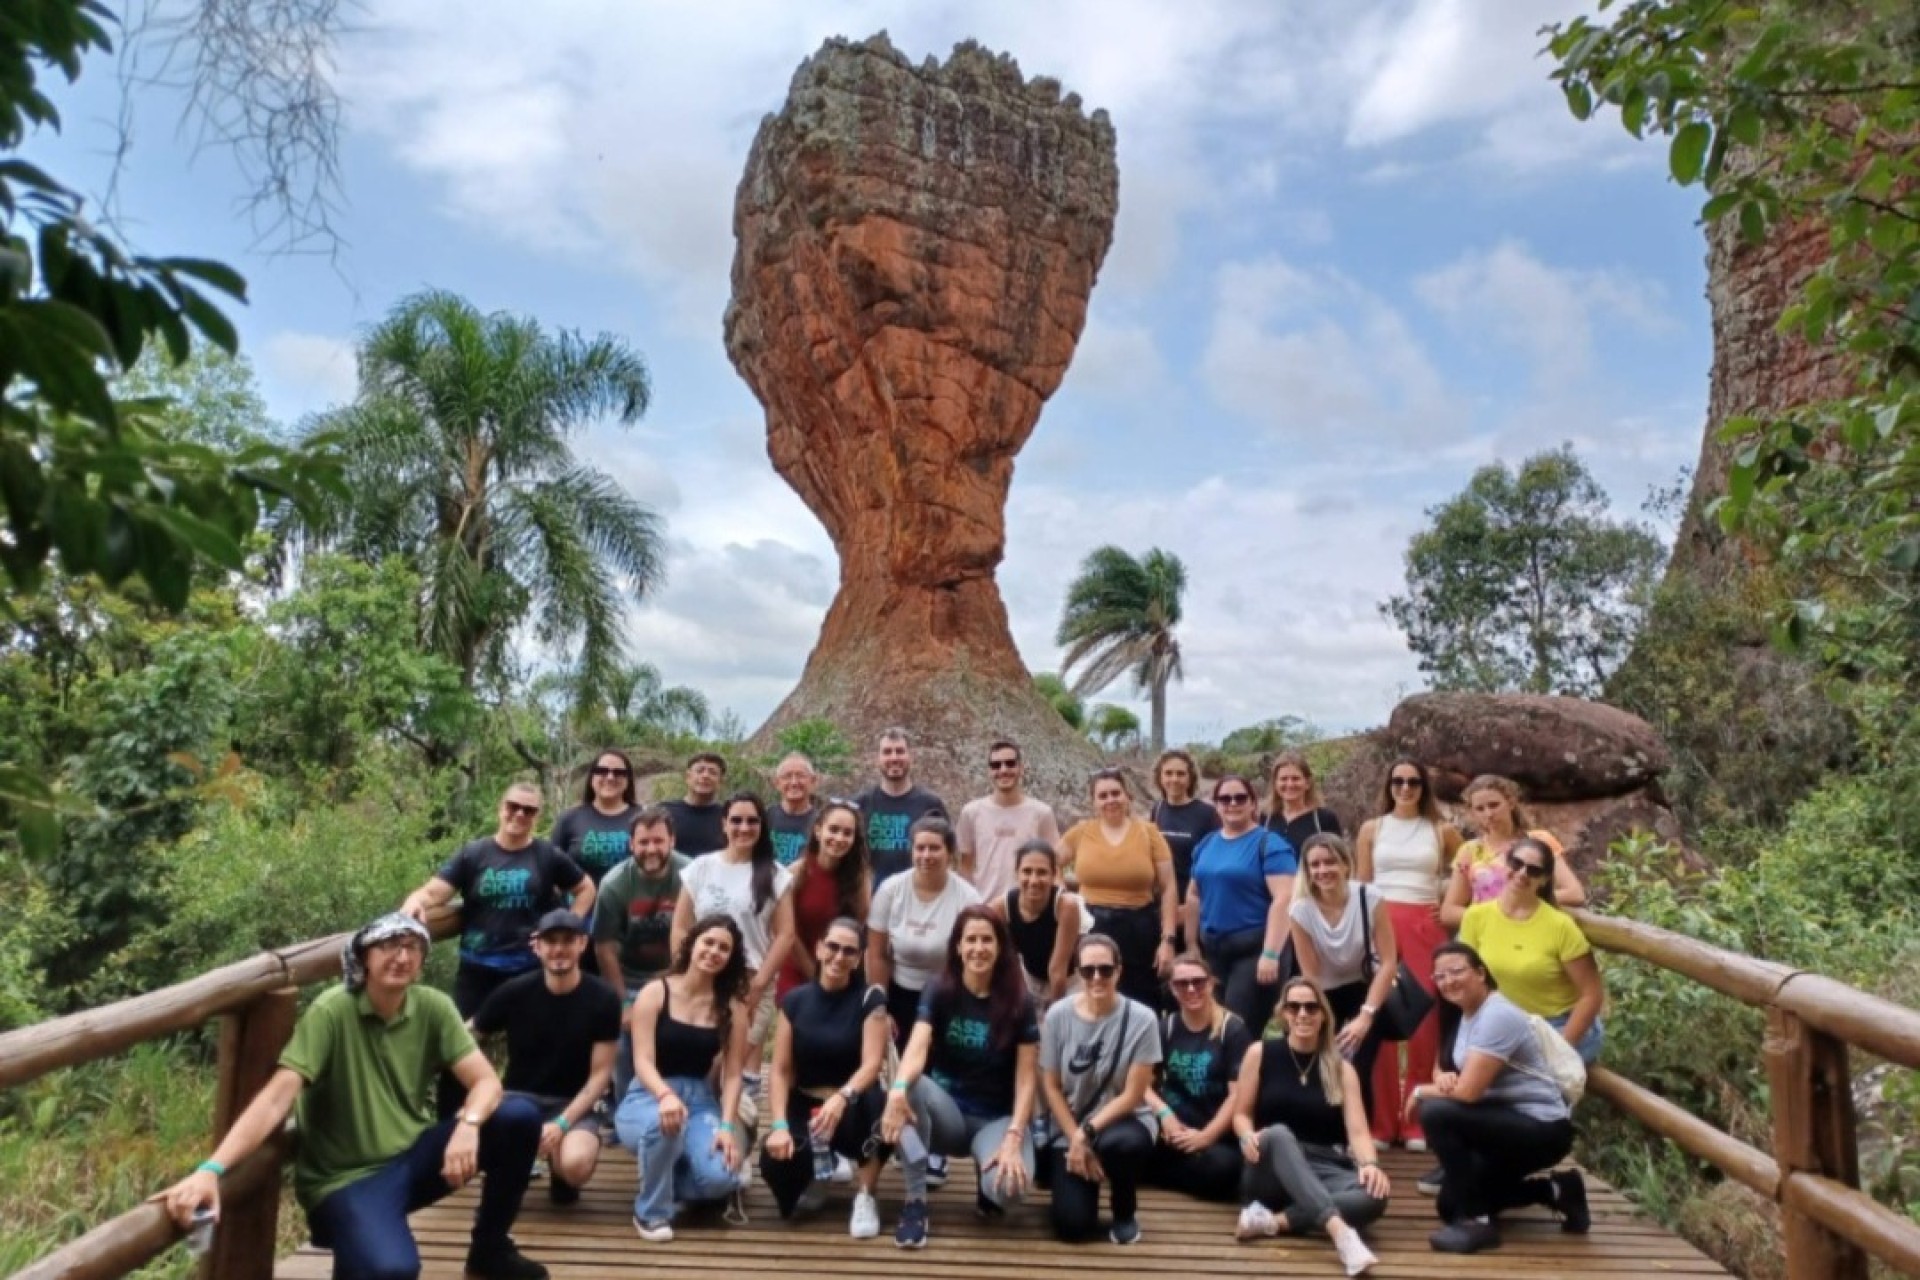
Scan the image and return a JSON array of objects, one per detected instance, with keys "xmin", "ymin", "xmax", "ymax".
[
  {"xmin": 723, "ymin": 33, "xmax": 1118, "ymax": 808},
  {"xmin": 1322, "ymin": 692, "xmax": 1683, "ymax": 888}
]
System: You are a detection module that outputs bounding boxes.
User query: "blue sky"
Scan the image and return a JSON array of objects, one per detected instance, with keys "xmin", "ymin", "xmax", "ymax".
[{"xmin": 37, "ymin": 0, "xmax": 1711, "ymax": 744}]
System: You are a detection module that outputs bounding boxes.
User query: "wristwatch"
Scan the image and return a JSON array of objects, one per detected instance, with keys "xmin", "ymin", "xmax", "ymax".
[
  {"xmin": 1080, "ymin": 1119, "xmax": 1099, "ymax": 1144},
  {"xmin": 840, "ymin": 1085, "xmax": 858, "ymax": 1104}
]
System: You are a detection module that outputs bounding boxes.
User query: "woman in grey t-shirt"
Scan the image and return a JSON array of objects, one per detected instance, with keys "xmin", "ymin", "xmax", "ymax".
[
  {"xmin": 1038, "ymin": 933, "xmax": 1162, "ymax": 1245},
  {"xmin": 1411, "ymin": 941, "xmax": 1588, "ymax": 1255}
]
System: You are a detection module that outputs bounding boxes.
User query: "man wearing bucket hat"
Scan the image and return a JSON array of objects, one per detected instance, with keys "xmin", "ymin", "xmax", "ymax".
[
  {"xmin": 471, "ymin": 909, "xmax": 622, "ymax": 1205},
  {"xmin": 155, "ymin": 913, "xmax": 549, "ymax": 1280}
]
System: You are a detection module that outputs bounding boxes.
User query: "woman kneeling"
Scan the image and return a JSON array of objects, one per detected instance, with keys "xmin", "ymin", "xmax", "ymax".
[{"xmin": 1232, "ymin": 977, "xmax": 1387, "ymax": 1276}]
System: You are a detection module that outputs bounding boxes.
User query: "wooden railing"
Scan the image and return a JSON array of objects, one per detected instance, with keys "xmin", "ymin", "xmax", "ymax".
[
  {"xmin": 3, "ymin": 907, "xmax": 1918, "ymax": 1278},
  {"xmin": 1569, "ymin": 909, "xmax": 1920, "ymax": 1279},
  {"xmin": 0, "ymin": 911, "xmax": 457, "ymax": 1280}
]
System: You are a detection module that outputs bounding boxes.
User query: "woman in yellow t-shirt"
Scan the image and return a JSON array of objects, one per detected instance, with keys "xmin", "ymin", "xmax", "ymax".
[
  {"xmin": 1457, "ymin": 837, "xmax": 1605, "ymax": 1064},
  {"xmin": 1058, "ymin": 767, "xmax": 1176, "ymax": 1006},
  {"xmin": 1439, "ymin": 775, "xmax": 1586, "ymax": 929}
]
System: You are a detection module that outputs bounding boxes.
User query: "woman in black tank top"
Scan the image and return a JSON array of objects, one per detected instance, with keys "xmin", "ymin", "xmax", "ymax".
[
  {"xmin": 615, "ymin": 913, "xmax": 752, "ymax": 1240},
  {"xmin": 993, "ymin": 841, "xmax": 1083, "ymax": 1004},
  {"xmin": 1229, "ymin": 977, "xmax": 1390, "ymax": 1275}
]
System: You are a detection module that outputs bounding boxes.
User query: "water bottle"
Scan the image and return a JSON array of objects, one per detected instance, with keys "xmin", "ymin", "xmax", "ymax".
[{"xmin": 810, "ymin": 1106, "xmax": 835, "ymax": 1182}]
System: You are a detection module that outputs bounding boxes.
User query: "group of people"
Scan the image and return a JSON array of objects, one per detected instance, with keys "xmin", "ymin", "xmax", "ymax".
[{"xmin": 157, "ymin": 730, "xmax": 1609, "ymax": 1279}]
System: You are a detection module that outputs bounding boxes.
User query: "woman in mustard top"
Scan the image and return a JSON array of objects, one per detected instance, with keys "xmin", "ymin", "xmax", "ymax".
[
  {"xmin": 1456, "ymin": 838, "xmax": 1604, "ymax": 1064},
  {"xmin": 1058, "ymin": 768, "xmax": 1177, "ymax": 1007}
]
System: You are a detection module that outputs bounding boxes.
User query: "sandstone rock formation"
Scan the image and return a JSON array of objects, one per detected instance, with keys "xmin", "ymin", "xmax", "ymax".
[
  {"xmin": 723, "ymin": 33, "xmax": 1118, "ymax": 809},
  {"xmin": 1322, "ymin": 692, "xmax": 1683, "ymax": 887}
]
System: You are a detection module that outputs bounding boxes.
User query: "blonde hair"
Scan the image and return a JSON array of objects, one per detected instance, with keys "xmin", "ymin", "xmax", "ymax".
[
  {"xmin": 1274, "ymin": 977, "xmax": 1345, "ymax": 1106},
  {"xmin": 1464, "ymin": 774, "xmax": 1531, "ymax": 834},
  {"xmin": 1269, "ymin": 751, "xmax": 1321, "ymax": 808},
  {"xmin": 1293, "ymin": 832, "xmax": 1354, "ymax": 904}
]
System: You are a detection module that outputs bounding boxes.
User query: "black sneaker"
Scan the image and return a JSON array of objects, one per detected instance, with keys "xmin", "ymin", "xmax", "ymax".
[
  {"xmin": 925, "ymin": 1153, "xmax": 949, "ymax": 1187},
  {"xmin": 548, "ymin": 1175, "xmax": 580, "ymax": 1206},
  {"xmin": 974, "ymin": 1189, "xmax": 1004, "ymax": 1220},
  {"xmin": 1416, "ymin": 1165, "xmax": 1444, "ymax": 1196},
  {"xmin": 1109, "ymin": 1217, "xmax": 1142, "ymax": 1246},
  {"xmin": 465, "ymin": 1239, "xmax": 549, "ymax": 1280},
  {"xmin": 1552, "ymin": 1170, "xmax": 1590, "ymax": 1234},
  {"xmin": 1428, "ymin": 1220, "xmax": 1499, "ymax": 1254},
  {"xmin": 894, "ymin": 1198, "xmax": 929, "ymax": 1249}
]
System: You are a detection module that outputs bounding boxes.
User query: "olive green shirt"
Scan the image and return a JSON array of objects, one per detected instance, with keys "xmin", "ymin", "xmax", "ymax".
[{"xmin": 280, "ymin": 984, "xmax": 476, "ymax": 1209}]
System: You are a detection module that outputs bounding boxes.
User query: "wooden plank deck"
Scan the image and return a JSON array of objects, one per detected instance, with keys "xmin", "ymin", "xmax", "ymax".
[{"xmin": 277, "ymin": 1148, "xmax": 1728, "ymax": 1278}]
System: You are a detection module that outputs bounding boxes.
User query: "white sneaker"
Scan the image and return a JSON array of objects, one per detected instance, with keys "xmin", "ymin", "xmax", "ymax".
[
  {"xmin": 831, "ymin": 1152, "xmax": 856, "ymax": 1183},
  {"xmin": 633, "ymin": 1215, "xmax": 674, "ymax": 1243},
  {"xmin": 1335, "ymin": 1229, "xmax": 1378, "ymax": 1276},
  {"xmin": 849, "ymin": 1190, "xmax": 881, "ymax": 1239},
  {"xmin": 1405, "ymin": 1137, "xmax": 1429, "ymax": 1153},
  {"xmin": 1236, "ymin": 1201, "xmax": 1280, "ymax": 1240}
]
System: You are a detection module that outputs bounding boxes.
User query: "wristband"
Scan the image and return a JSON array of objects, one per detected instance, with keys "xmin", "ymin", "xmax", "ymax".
[
  {"xmin": 770, "ymin": 1119, "xmax": 791, "ymax": 1131},
  {"xmin": 552, "ymin": 1115, "xmax": 570, "ymax": 1132},
  {"xmin": 716, "ymin": 1121, "xmax": 734, "ymax": 1133},
  {"xmin": 196, "ymin": 1159, "xmax": 226, "ymax": 1177},
  {"xmin": 1153, "ymin": 1105, "xmax": 1172, "ymax": 1120},
  {"xmin": 890, "ymin": 1079, "xmax": 909, "ymax": 1092},
  {"xmin": 1260, "ymin": 949, "xmax": 1280, "ymax": 961},
  {"xmin": 1360, "ymin": 1003, "xmax": 1378, "ymax": 1017}
]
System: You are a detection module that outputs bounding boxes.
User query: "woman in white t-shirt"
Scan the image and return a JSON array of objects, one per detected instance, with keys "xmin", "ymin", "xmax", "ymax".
[
  {"xmin": 868, "ymin": 817, "xmax": 982, "ymax": 1047},
  {"xmin": 673, "ymin": 791, "xmax": 796, "ymax": 1063},
  {"xmin": 1354, "ymin": 759, "xmax": 1460, "ymax": 1150}
]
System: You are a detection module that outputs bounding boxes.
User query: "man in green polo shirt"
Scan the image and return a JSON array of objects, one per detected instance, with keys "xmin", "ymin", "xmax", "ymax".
[{"xmin": 157, "ymin": 913, "xmax": 548, "ymax": 1279}]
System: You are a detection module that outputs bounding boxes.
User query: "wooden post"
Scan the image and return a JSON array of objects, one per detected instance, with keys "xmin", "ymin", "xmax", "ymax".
[
  {"xmin": 1764, "ymin": 1006, "xmax": 1868, "ymax": 1280},
  {"xmin": 202, "ymin": 988, "xmax": 298, "ymax": 1280}
]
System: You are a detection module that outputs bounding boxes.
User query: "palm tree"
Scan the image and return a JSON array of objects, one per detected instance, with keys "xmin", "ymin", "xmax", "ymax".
[
  {"xmin": 287, "ymin": 290, "xmax": 664, "ymax": 704},
  {"xmin": 1056, "ymin": 545, "xmax": 1188, "ymax": 752}
]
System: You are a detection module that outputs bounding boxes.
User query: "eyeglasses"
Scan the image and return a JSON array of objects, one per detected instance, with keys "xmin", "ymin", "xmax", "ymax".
[
  {"xmin": 503, "ymin": 801, "xmax": 541, "ymax": 819},
  {"xmin": 591, "ymin": 766, "xmax": 631, "ymax": 779},
  {"xmin": 1078, "ymin": 963, "xmax": 1118, "ymax": 981},
  {"xmin": 1169, "ymin": 976, "xmax": 1209, "ymax": 991},
  {"xmin": 988, "ymin": 759, "xmax": 1020, "ymax": 771},
  {"xmin": 1215, "ymin": 793, "xmax": 1252, "ymax": 806},
  {"xmin": 1281, "ymin": 1000, "xmax": 1323, "ymax": 1016},
  {"xmin": 820, "ymin": 940, "xmax": 861, "ymax": 959},
  {"xmin": 1432, "ymin": 967, "xmax": 1473, "ymax": 983},
  {"xmin": 1389, "ymin": 776, "xmax": 1423, "ymax": 789},
  {"xmin": 727, "ymin": 815, "xmax": 763, "ymax": 828},
  {"xmin": 1505, "ymin": 854, "xmax": 1547, "ymax": 879}
]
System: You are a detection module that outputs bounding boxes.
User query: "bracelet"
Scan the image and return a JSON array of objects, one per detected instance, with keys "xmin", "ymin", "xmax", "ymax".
[
  {"xmin": 716, "ymin": 1121, "xmax": 734, "ymax": 1133},
  {"xmin": 1260, "ymin": 949, "xmax": 1280, "ymax": 961},
  {"xmin": 196, "ymin": 1159, "xmax": 226, "ymax": 1177},
  {"xmin": 890, "ymin": 1079, "xmax": 909, "ymax": 1092},
  {"xmin": 1360, "ymin": 1003, "xmax": 1378, "ymax": 1017},
  {"xmin": 552, "ymin": 1115, "xmax": 570, "ymax": 1132},
  {"xmin": 1357, "ymin": 1158, "xmax": 1380, "ymax": 1169},
  {"xmin": 1153, "ymin": 1105, "xmax": 1172, "ymax": 1120},
  {"xmin": 770, "ymin": 1119, "xmax": 791, "ymax": 1131}
]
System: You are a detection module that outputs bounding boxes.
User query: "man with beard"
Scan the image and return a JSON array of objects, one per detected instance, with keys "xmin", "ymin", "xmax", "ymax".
[
  {"xmin": 592, "ymin": 806, "xmax": 689, "ymax": 1098},
  {"xmin": 956, "ymin": 739, "xmax": 1061, "ymax": 902},
  {"xmin": 852, "ymin": 728, "xmax": 947, "ymax": 887},
  {"xmin": 662, "ymin": 753, "xmax": 728, "ymax": 855},
  {"xmin": 156, "ymin": 914, "xmax": 548, "ymax": 1279},
  {"xmin": 472, "ymin": 911, "xmax": 622, "ymax": 1204}
]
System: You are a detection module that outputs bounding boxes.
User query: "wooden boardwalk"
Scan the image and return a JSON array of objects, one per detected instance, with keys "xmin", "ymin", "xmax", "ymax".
[{"xmin": 277, "ymin": 1148, "xmax": 1728, "ymax": 1278}]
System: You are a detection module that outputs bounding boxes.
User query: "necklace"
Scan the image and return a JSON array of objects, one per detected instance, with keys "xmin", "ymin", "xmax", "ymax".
[{"xmin": 1286, "ymin": 1044, "xmax": 1315, "ymax": 1086}]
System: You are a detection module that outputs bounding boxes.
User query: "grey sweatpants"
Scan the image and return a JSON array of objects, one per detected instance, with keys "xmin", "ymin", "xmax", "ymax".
[{"xmin": 1243, "ymin": 1125, "xmax": 1388, "ymax": 1235}]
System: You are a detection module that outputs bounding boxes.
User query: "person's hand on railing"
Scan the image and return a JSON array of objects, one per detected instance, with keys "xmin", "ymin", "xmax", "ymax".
[{"xmin": 152, "ymin": 1166, "xmax": 220, "ymax": 1231}]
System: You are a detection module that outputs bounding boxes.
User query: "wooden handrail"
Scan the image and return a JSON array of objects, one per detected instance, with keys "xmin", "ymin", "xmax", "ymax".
[{"xmin": 1584, "ymin": 1066, "xmax": 1780, "ymax": 1198}]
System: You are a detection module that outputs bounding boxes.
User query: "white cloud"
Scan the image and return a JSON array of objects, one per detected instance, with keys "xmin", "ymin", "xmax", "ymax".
[
  {"xmin": 1346, "ymin": 0, "xmax": 1576, "ymax": 147},
  {"xmin": 256, "ymin": 332, "xmax": 357, "ymax": 414}
]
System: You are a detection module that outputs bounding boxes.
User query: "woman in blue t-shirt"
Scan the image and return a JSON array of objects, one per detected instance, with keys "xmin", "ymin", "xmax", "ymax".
[
  {"xmin": 1187, "ymin": 773, "xmax": 1298, "ymax": 1033},
  {"xmin": 879, "ymin": 905, "xmax": 1038, "ymax": 1249},
  {"xmin": 1413, "ymin": 941, "xmax": 1588, "ymax": 1255}
]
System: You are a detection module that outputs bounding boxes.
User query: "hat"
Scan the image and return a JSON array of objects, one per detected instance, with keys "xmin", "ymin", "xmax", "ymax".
[
  {"xmin": 533, "ymin": 908, "xmax": 588, "ymax": 937},
  {"xmin": 341, "ymin": 912, "xmax": 431, "ymax": 992}
]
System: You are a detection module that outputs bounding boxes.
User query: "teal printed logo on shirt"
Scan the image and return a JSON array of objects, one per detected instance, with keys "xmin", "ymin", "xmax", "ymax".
[
  {"xmin": 945, "ymin": 1015, "xmax": 990, "ymax": 1052},
  {"xmin": 868, "ymin": 812, "xmax": 910, "ymax": 853},
  {"xmin": 1163, "ymin": 1045, "xmax": 1214, "ymax": 1106},
  {"xmin": 476, "ymin": 865, "xmax": 534, "ymax": 909},
  {"xmin": 578, "ymin": 829, "xmax": 628, "ymax": 873}
]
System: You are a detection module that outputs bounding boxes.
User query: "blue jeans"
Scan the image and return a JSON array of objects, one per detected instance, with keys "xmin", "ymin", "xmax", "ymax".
[
  {"xmin": 615, "ymin": 1076, "xmax": 740, "ymax": 1226},
  {"xmin": 305, "ymin": 1095, "xmax": 541, "ymax": 1280},
  {"xmin": 1546, "ymin": 1011, "xmax": 1605, "ymax": 1065}
]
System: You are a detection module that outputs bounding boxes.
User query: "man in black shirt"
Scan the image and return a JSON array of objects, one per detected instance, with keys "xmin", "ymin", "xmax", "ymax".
[
  {"xmin": 471, "ymin": 910, "xmax": 623, "ymax": 1204},
  {"xmin": 852, "ymin": 727, "xmax": 947, "ymax": 886},
  {"xmin": 661, "ymin": 752, "xmax": 728, "ymax": 855}
]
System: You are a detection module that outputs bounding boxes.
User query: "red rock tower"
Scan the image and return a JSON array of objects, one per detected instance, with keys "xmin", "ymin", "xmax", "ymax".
[{"xmin": 723, "ymin": 34, "xmax": 1119, "ymax": 805}]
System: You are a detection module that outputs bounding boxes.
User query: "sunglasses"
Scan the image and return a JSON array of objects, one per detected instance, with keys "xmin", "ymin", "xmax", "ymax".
[
  {"xmin": 1505, "ymin": 853, "xmax": 1548, "ymax": 878},
  {"xmin": 1389, "ymin": 776, "xmax": 1423, "ymax": 789},
  {"xmin": 727, "ymin": 815, "xmax": 763, "ymax": 827},
  {"xmin": 503, "ymin": 801, "xmax": 541, "ymax": 819},
  {"xmin": 1215, "ymin": 793, "xmax": 1252, "ymax": 805},
  {"xmin": 988, "ymin": 759, "xmax": 1020, "ymax": 771},
  {"xmin": 1281, "ymin": 1000, "xmax": 1323, "ymax": 1016},
  {"xmin": 820, "ymin": 940, "xmax": 861, "ymax": 959},
  {"xmin": 1169, "ymin": 976, "xmax": 1210, "ymax": 991},
  {"xmin": 824, "ymin": 795, "xmax": 863, "ymax": 812},
  {"xmin": 1078, "ymin": 963, "xmax": 1118, "ymax": 981}
]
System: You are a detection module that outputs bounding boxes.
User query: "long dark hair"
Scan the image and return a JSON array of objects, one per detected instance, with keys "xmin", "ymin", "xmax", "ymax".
[
  {"xmin": 1431, "ymin": 940, "xmax": 1496, "ymax": 1071},
  {"xmin": 804, "ymin": 800, "xmax": 870, "ymax": 918},
  {"xmin": 927, "ymin": 906, "xmax": 1030, "ymax": 1052},
  {"xmin": 1376, "ymin": 757, "xmax": 1441, "ymax": 821},
  {"xmin": 722, "ymin": 790, "xmax": 778, "ymax": 915},
  {"xmin": 671, "ymin": 913, "xmax": 750, "ymax": 1055},
  {"xmin": 579, "ymin": 748, "xmax": 639, "ymax": 806},
  {"xmin": 1510, "ymin": 836, "xmax": 1560, "ymax": 907}
]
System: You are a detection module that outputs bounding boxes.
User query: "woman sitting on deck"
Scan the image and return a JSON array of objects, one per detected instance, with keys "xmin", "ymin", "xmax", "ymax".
[{"xmin": 1143, "ymin": 951, "xmax": 1251, "ymax": 1202}]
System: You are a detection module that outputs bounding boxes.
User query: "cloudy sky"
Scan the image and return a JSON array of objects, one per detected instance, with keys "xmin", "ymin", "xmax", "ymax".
[{"xmin": 40, "ymin": 0, "xmax": 1710, "ymax": 743}]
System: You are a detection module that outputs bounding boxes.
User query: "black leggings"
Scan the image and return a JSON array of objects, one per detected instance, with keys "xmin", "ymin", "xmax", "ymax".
[
  {"xmin": 1147, "ymin": 1134, "xmax": 1242, "ymax": 1201},
  {"xmin": 1324, "ymin": 980, "xmax": 1387, "ymax": 1125},
  {"xmin": 1088, "ymin": 904, "xmax": 1162, "ymax": 1009},
  {"xmin": 759, "ymin": 1085, "xmax": 891, "ymax": 1217},
  {"xmin": 1419, "ymin": 1097, "xmax": 1573, "ymax": 1221},
  {"xmin": 1202, "ymin": 927, "xmax": 1277, "ymax": 1034},
  {"xmin": 1048, "ymin": 1117, "xmax": 1153, "ymax": 1240}
]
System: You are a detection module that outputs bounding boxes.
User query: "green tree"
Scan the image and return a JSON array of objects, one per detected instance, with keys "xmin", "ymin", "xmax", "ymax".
[
  {"xmin": 286, "ymin": 290, "xmax": 666, "ymax": 705},
  {"xmin": 1085, "ymin": 703, "xmax": 1142, "ymax": 752},
  {"xmin": 1032, "ymin": 671, "xmax": 1086, "ymax": 730},
  {"xmin": 1220, "ymin": 716, "xmax": 1321, "ymax": 756},
  {"xmin": 1382, "ymin": 446, "xmax": 1665, "ymax": 695},
  {"xmin": 1056, "ymin": 545, "xmax": 1188, "ymax": 752}
]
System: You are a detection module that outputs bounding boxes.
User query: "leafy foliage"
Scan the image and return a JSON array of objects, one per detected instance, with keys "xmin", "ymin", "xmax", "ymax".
[
  {"xmin": 766, "ymin": 717, "xmax": 855, "ymax": 783},
  {"xmin": 1032, "ymin": 671, "xmax": 1086, "ymax": 730},
  {"xmin": 1382, "ymin": 445, "xmax": 1664, "ymax": 695},
  {"xmin": 1056, "ymin": 545, "xmax": 1187, "ymax": 751},
  {"xmin": 1219, "ymin": 715, "xmax": 1322, "ymax": 756},
  {"xmin": 1085, "ymin": 703, "xmax": 1141, "ymax": 752}
]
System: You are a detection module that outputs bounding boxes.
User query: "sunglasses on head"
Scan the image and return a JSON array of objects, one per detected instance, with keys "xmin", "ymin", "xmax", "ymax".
[
  {"xmin": 504, "ymin": 801, "xmax": 541, "ymax": 818},
  {"xmin": 820, "ymin": 940, "xmax": 860, "ymax": 959},
  {"xmin": 1505, "ymin": 853, "xmax": 1548, "ymax": 878},
  {"xmin": 1078, "ymin": 962, "xmax": 1118, "ymax": 981},
  {"xmin": 1281, "ymin": 1000, "xmax": 1323, "ymax": 1016},
  {"xmin": 1389, "ymin": 775, "xmax": 1423, "ymax": 789},
  {"xmin": 824, "ymin": 795, "xmax": 862, "ymax": 812}
]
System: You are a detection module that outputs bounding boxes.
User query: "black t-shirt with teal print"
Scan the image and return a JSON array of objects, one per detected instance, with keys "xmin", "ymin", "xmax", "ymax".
[
  {"xmin": 436, "ymin": 837, "xmax": 586, "ymax": 972},
  {"xmin": 853, "ymin": 785, "xmax": 947, "ymax": 885},
  {"xmin": 1158, "ymin": 1011, "xmax": 1253, "ymax": 1128},
  {"xmin": 919, "ymin": 983, "xmax": 1039, "ymax": 1118},
  {"xmin": 548, "ymin": 804, "xmax": 639, "ymax": 885},
  {"xmin": 767, "ymin": 804, "xmax": 817, "ymax": 869}
]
